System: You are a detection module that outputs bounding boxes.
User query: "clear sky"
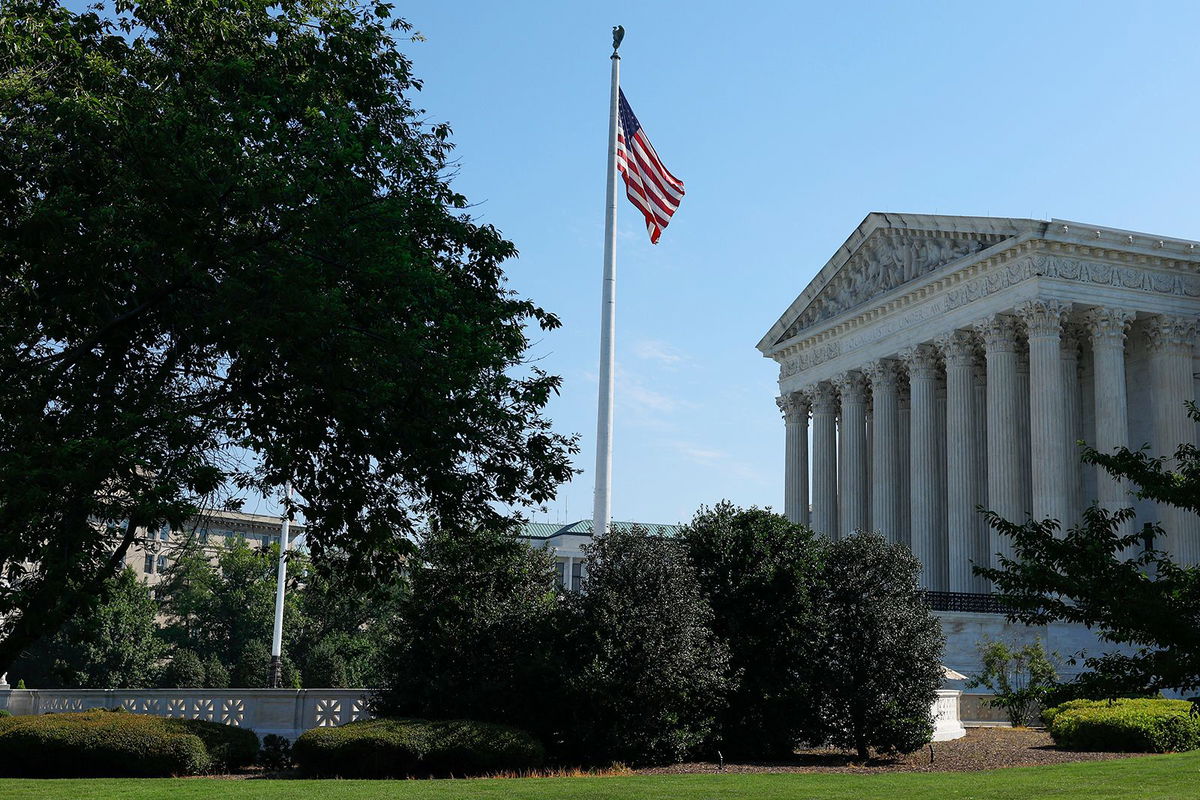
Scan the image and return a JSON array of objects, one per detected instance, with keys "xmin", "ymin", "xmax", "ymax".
[
  {"xmin": 66, "ymin": 1, "xmax": 1200, "ymax": 525},
  {"xmin": 392, "ymin": 0, "xmax": 1200, "ymax": 527}
]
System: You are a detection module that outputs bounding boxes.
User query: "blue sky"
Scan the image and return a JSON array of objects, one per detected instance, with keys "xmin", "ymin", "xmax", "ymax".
[
  {"xmin": 68, "ymin": 1, "xmax": 1200, "ymax": 525},
  {"xmin": 392, "ymin": 1, "xmax": 1200, "ymax": 527}
]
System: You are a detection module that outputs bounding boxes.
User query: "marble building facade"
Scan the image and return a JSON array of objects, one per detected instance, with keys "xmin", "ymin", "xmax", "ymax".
[{"xmin": 760, "ymin": 213, "xmax": 1200, "ymax": 595}]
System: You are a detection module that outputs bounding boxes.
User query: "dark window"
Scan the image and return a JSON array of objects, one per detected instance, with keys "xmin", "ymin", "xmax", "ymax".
[
  {"xmin": 571, "ymin": 560, "xmax": 584, "ymax": 589},
  {"xmin": 144, "ymin": 553, "xmax": 154, "ymax": 574},
  {"xmin": 157, "ymin": 554, "xmax": 168, "ymax": 573}
]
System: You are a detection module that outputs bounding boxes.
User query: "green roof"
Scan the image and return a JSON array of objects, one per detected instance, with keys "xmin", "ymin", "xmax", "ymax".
[{"xmin": 519, "ymin": 520, "xmax": 681, "ymax": 540}]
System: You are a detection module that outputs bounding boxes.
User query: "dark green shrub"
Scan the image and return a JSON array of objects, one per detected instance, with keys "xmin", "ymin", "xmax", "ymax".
[
  {"xmin": 0, "ymin": 710, "xmax": 10, "ymax": 718},
  {"xmin": 681, "ymin": 503, "xmax": 825, "ymax": 758},
  {"xmin": 258, "ymin": 733, "xmax": 293, "ymax": 771},
  {"xmin": 814, "ymin": 532, "xmax": 944, "ymax": 760},
  {"xmin": 563, "ymin": 526, "xmax": 731, "ymax": 766},
  {"xmin": 293, "ymin": 717, "xmax": 545, "ymax": 778},
  {"xmin": 1047, "ymin": 698, "xmax": 1200, "ymax": 752},
  {"xmin": 374, "ymin": 528, "xmax": 561, "ymax": 743},
  {"xmin": 172, "ymin": 717, "xmax": 259, "ymax": 770},
  {"xmin": 0, "ymin": 710, "xmax": 212, "ymax": 776}
]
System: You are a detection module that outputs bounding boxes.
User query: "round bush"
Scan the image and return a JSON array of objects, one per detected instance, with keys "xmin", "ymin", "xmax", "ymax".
[
  {"xmin": 294, "ymin": 717, "xmax": 545, "ymax": 778},
  {"xmin": 1047, "ymin": 698, "xmax": 1200, "ymax": 753},
  {"xmin": 0, "ymin": 709, "xmax": 259, "ymax": 776}
]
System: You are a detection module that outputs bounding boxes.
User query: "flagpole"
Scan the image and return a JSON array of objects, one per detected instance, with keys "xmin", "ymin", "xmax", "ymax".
[
  {"xmin": 268, "ymin": 482, "xmax": 292, "ymax": 688},
  {"xmin": 592, "ymin": 32, "xmax": 621, "ymax": 539}
]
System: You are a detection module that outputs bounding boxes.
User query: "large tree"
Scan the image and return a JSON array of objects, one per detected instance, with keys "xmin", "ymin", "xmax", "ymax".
[
  {"xmin": 976, "ymin": 406, "xmax": 1200, "ymax": 697},
  {"xmin": 0, "ymin": 0, "xmax": 576, "ymax": 674}
]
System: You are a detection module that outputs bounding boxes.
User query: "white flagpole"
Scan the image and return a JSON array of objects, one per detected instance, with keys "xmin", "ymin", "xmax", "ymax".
[
  {"xmin": 592, "ymin": 32, "xmax": 621, "ymax": 539},
  {"xmin": 268, "ymin": 482, "xmax": 292, "ymax": 687}
]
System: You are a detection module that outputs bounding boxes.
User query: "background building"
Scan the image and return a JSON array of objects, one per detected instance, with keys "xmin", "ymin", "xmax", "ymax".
[
  {"xmin": 520, "ymin": 520, "xmax": 680, "ymax": 591},
  {"xmin": 123, "ymin": 510, "xmax": 303, "ymax": 587}
]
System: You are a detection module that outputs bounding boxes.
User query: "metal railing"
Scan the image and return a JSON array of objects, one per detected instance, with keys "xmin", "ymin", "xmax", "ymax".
[{"xmin": 923, "ymin": 591, "xmax": 1008, "ymax": 614}]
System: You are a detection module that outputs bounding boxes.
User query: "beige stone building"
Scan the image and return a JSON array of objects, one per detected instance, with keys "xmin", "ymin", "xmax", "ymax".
[{"xmin": 123, "ymin": 510, "xmax": 303, "ymax": 587}]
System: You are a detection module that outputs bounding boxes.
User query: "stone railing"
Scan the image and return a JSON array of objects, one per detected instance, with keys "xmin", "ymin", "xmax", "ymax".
[
  {"xmin": 0, "ymin": 687, "xmax": 371, "ymax": 740},
  {"xmin": 932, "ymin": 689, "xmax": 966, "ymax": 741}
]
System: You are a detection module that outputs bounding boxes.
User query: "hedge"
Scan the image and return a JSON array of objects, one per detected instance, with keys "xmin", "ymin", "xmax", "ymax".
[
  {"xmin": 0, "ymin": 709, "xmax": 259, "ymax": 776},
  {"xmin": 1046, "ymin": 698, "xmax": 1200, "ymax": 753},
  {"xmin": 293, "ymin": 717, "xmax": 545, "ymax": 778}
]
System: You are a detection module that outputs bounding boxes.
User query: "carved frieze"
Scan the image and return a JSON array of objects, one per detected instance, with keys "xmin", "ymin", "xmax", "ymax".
[
  {"xmin": 779, "ymin": 340, "xmax": 840, "ymax": 378},
  {"xmin": 778, "ymin": 232, "xmax": 992, "ymax": 341},
  {"xmin": 779, "ymin": 251, "xmax": 1200, "ymax": 382}
]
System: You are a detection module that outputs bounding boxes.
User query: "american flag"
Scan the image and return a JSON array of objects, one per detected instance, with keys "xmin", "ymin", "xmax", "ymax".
[{"xmin": 617, "ymin": 89, "xmax": 685, "ymax": 244}]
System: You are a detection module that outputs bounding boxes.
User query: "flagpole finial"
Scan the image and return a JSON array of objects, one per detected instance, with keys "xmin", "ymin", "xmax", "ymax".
[{"xmin": 612, "ymin": 25, "xmax": 624, "ymax": 56}]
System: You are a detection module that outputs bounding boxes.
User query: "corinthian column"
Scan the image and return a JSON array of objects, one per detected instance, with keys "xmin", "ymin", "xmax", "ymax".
[
  {"xmin": 777, "ymin": 392, "xmax": 811, "ymax": 525},
  {"xmin": 903, "ymin": 344, "xmax": 940, "ymax": 588},
  {"xmin": 834, "ymin": 371, "xmax": 868, "ymax": 537},
  {"xmin": 977, "ymin": 314, "xmax": 1022, "ymax": 565},
  {"xmin": 1061, "ymin": 325, "xmax": 1084, "ymax": 526},
  {"xmin": 1145, "ymin": 315, "xmax": 1200, "ymax": 564},
  {"xmin": 972, "ymin": 359, "xmax": 990, "ymax": 591},
  {"xmin": 1084, "ymin": 308, "xmax": 1135, "ymax": 532},
  {"xmin": 1018, "ymin": 299, "xmax": 1071, "ymax": 528},
  {"xmin": 898, "ymin": 382, "xmax": 912, "ymax": 549},
  {"xmin": 937, "ymin": 330, "xmax": 979, "ymax": 593},
  {"xmin": 865, "ymin": 360, "xmax": 902, "ymax": 542},
  {"xmin": 811, "ymin": 382, "xmax": 840, "ymax": 538}
]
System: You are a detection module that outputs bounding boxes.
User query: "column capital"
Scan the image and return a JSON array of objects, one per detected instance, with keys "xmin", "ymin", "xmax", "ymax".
[
  {"xmin": 776, "ymin": 392, "xmax": 810, "ymax": 423},
  {"xmin": 832, "ymin": 370, "xmax": 868, "ymax": 401},
  {"xmin": 975, "ymin": 314, "xmax": 1021, "ymax": 353},
  {"xmin": 1144, "ymin": 314, "xmax": 1198, "ymax": 356},
  {"xmin": 935, "ymin": 330, "xmax": 978, "ymax": 368},
  {"xmin": 1016, "ymin": 299, "xmax": 1070, "ymax": 339},
  {"xmin": 900, "ymin": 343, "xmax": 940, "ymax": 379},
  {"xmin": 1084, "ymin": 307, "xmax": 1135, "ymax": 349},
  {"xmin": 1061, "ymin": 321, "xmax": 1085, "ymax": 358},
  {"xmin": 863, "ymin": 359, "xmax": 903, "ymax": 391},
  {"xmin": 810, "ymin": 381, "xmax": 840, "ymax": 414}
]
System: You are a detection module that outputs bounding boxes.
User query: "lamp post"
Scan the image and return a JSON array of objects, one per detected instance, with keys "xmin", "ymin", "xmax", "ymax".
[{"xmin": 267, "ymin": 483, "xmax": 292, "ymax": 688}]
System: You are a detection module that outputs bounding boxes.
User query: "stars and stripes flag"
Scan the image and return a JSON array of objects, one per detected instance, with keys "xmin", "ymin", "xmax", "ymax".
[{"xmin": 616, "ymin": 89, "xmax": 685, "ymax": 244}]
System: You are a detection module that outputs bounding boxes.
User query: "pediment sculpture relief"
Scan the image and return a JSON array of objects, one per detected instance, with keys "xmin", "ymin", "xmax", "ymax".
[{"xmin": 778, "ymin": 232, "xmax": 995, "ymax": 342}]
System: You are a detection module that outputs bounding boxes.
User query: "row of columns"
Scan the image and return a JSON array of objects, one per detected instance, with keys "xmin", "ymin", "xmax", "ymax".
[{"xmin": 778, "ymin": 304, "xmax": 1200, "ymax": 589}]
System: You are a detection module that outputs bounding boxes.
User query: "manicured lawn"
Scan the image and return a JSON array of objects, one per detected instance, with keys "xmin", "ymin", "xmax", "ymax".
[{"xmin": 6, "ymin": 751, "xmax": 1200, "ymax": 800}]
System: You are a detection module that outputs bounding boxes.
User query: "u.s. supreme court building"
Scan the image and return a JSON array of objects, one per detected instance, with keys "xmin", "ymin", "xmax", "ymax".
[{"xmin": 761, "ymin": 213, "xmax": 1200, "ymax": 683}]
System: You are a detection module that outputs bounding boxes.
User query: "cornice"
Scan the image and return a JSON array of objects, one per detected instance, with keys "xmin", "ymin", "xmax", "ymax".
[{"xmin": 772, "ymin": 239, "xmax": 1200, "ymax": 380}]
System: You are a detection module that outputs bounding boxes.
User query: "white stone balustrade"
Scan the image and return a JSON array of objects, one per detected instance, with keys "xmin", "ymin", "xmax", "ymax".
[{"xmin": 0, "ymin": 687, "xmax": 371, "ymax": 741}]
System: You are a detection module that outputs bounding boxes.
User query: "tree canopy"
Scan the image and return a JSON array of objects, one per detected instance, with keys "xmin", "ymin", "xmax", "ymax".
[
  {"xmin": 977, "ymin": 407, "xmax": 1200, "ymax": 697},
  {"xmin": 0, "ymin": 0, "xmax": 576, "ymax": 673}
]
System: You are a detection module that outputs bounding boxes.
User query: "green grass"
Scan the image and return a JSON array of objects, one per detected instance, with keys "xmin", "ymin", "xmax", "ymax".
[{"xmin": 5, "ymin": 752, "xmax": 1200, "ymax": 800}]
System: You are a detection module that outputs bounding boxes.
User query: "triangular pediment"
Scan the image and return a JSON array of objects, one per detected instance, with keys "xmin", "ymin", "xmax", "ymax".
[{"xmin": 758, "ymin": 213, "xmax": 1042, "ymax": 351}]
